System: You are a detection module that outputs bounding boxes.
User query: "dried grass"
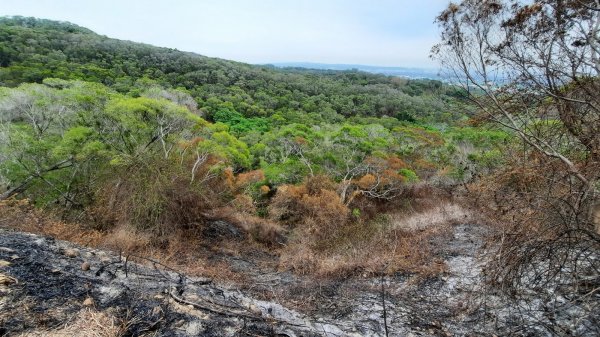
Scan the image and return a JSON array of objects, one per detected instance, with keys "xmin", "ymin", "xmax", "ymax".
[
  {"xmin": 389, "ymin": 202, "xmax": 472, "ymax": 230},
  {"xmin": 101, "ymin": 226, "xmax": 152, "ymax": 253},
  {"xmin": 0, "ymin": 199, "xmax": 104, "ymax": 247},
  {"xmin": 18, "ymin": 308, "xmax": 122, "ymax": 337},
  {"xmin": 279, "ymin": 201, "xmax": 465, "ymax": 278},
  {"xmin": 2, "ymin": 187, "xmax": 466, "ymax": 283}
]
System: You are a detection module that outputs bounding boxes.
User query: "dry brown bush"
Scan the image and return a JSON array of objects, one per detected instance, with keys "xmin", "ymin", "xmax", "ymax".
[
  {"xmin": 304, "ymin": 174, "xmax": 336, "ymax": 195},
  {"xmin": 211, "ymin": 206, "xmax": 285, "ymax": 247},
  {"xmin": 469, "ymin": 151, "xmax": 600, "ymax": 333},
  {"xmin": 230, "ymin": 194, "xmax": 256, "ymax": 214},
  {"xmin": 2, "ymin": 169, "xmax": 458, "ymax": 285},
  {"xmin": 278, "ymin": 193, "xmax": 462, "ymax": 277},
  {"xmin": 269, "ymin": 176, "xmax": 349, "ymax": 230},
  {"xmin": 90, "ymin": 155, "xmax": 231, "ymax": 234},
  {"xmin": 233, "ymin": 169, "xmax": 265, "ymax": 191},
  {"xmin": 299, "ymin": 189, "xmax": 349, "ymax": 237},
  {"xmin": 268, "ymin": 184, "xmax": 308, "ymax": 226},
  {"xmin": 0, "ymin": 199, "xmax": 105, "ymax": 247},
  {"xmin": 101, "ymin": 226, "xmax": 153, "ymax": 253},
  {"xmin": 269, "ymin": 176, "xmax": 457, "ymax": 278}
]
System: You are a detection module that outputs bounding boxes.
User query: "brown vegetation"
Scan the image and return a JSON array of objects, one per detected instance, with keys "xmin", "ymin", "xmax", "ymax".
[
  {"xmin": 90, "ymin": 156, "xmax": 226, "ymax": 234},
  {"xmin": 268, "ymin": 176, "xmax": 469, "ymax": 277},
  {"xmin": 1, "ymin": 172, "xmax": 463, "ymax": 283},
  {"xmin": 17, "ymin": 309, "xmax": 122, "ymax": 337}
]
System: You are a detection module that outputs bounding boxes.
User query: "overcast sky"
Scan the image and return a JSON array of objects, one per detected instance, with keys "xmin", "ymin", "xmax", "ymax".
[{"xmin": 0, "ymin": 0, "xmax": 450, "ymax": 68}]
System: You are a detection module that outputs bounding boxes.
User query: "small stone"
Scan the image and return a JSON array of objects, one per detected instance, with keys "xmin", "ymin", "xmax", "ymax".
[
  {"xmin": 0, "ymin": 247, "xmax": 15, "ymax": 253},
  {"xmin": 187, "ymin": 304, "xmax": 195, "ymax": 309},
  {"xmin": 0, "ymin": 260, "xmax": 11, "ymax": 268},
  {"xmin": 99, "ymin": 254, "xmax": 111, "ymax": 263},
  {"xmin": 9, "ymin": 255, "xmax": 20, "ymax": 260},
  {"xmin": 249, "ymin": 304, "xmax": 262, "ymax": 316},
  {"xmin": 154, "ymin": 294, "xmax": 165, "ymax": 300},
  {"xmin": 51, "ymin": 269, "xmax": 61, "ymax": 274},
  {"xmin": 64, "ymin": 248, "xmax": 79, "ymax": 258},
  {"xmin": 82, "ymin": 297, "xmax": 95, "ymax": 306},
  {"xmin": 81, "ymin": 262, "xmax": 91, "ymax": 271}
]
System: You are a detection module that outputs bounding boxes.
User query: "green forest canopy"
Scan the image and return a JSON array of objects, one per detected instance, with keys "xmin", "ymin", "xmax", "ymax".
[{"xmin": 0, "ymin": 16, "xmax": 507, "ymax": 217}]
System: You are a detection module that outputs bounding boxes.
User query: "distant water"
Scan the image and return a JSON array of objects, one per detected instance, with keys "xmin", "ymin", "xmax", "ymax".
[{"xmin": 267, "ymin": 62, "xmax": 447, "ymax": 81}]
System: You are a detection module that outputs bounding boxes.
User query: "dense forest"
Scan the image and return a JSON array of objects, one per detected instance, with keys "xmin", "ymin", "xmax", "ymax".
[
  {"xmin": 0, "ymin": 15, "xmax": 504, "ymax": 208},
  {"xmin": 0, "ymin": 15, "xmax": 511, "ymax": 277},
  {"xmin": 0, "ymin": 16, "xmax": 467, "ymax": 124}
]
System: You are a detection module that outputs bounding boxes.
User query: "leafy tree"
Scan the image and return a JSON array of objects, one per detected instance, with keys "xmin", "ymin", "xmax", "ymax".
[
  {"xmin": 0, "ymin": 82, "xmax": 108, "ymax": 203},
  {"xmin": 0, "ymin": 80, "xmax": 202, "ymax": 203}
]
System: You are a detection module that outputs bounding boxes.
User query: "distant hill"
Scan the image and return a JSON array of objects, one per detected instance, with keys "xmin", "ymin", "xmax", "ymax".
[
  {"xmin": 268, "ymin": 62, "xmax": 445, "ymax": 80},
  {"xmin": 0, "ymin": 16, "xmax": 467, "ymax": 125}
]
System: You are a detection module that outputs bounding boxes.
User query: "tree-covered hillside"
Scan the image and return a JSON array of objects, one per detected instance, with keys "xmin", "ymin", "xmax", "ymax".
[
  {"xmin": 0, "ymin": 16, "xmax": 507, "ymax": 276},
  {"xmin": 0, "ymin": 16, "xmax": 466, "ymax": 125}
]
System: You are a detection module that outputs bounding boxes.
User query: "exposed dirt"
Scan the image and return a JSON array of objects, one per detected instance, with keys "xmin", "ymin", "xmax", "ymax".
[{"xmin": 0, "ymin": 221, "xmax": 494, "ymax": 336}]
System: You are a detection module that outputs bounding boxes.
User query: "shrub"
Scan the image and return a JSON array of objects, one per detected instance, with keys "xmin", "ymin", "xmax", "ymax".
[
  {"xmin": 399, "ymin": 168, "xmax": 419, "ymax": 182},
  {"xmin": 91, "ymin": 153, "xmax": 226, "ymax": 234},
  {"xmin": 269, "ymin": 175, "xmax": 348, "ymax": 232}
]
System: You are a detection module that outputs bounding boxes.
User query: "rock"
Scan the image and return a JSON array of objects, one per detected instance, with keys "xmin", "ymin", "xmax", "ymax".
[
  {"xmin": 10, "ymin": 255, "xmax": 20, "ymax": 260},
  {"xmin": 154, "ymin": 294, "xmax": 165, "ymax": 300},
  {"xmin": 0, "ymin": 247, "xmax": 15, "ymax": 253},
  {"xmin": 98, "ymin": 253, "xmax": 112, "ymax": 263},
  {"xmin": 51, "ymin": 268, "xmax": 61, "ymax": 274},
  {"xmin": 82, "ymin": 297, "xmax": 95, "ymax": 306},
  {"xmin": 0, "ymin": 260, "xmax": 11, "ymax": 268},
  {"xmin": 249, "ymin": 304, "xmax": 262, "ymax": 316},
  {"xmin": 64, "ymin": 248, "xmax": 79, "ymax": 258},
  {"xmin": 81, "ymin": 262, "xmax": 90, "ymax": 271}
]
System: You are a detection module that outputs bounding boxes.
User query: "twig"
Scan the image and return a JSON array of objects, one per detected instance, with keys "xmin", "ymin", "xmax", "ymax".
[
  {"xmin": 381, "ymin": 272, "xmax": 389, "ymax": 337},
  {"xmin": 168, "ymin": 288, "xmax": 260, "ymax": 319}
]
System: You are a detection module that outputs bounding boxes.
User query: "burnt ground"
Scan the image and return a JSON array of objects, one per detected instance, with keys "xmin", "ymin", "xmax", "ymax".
[
  {"xmin": 0, "ymin": 228, "xmax": 327, "ymax": 337},
  {"xmin": 0, "ymin": 222, "xmax": 495, "ymax": 337}
]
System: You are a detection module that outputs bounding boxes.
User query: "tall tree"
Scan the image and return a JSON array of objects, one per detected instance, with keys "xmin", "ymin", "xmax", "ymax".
[{"xmin": 433, "ymin": 1, "xmax": 600, "ymax": 333}]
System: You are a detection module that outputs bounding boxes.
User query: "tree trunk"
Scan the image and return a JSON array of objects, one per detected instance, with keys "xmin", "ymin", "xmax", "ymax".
[{"xmin": 0, "ymin": 176, "xmax": 35, "ymax": 201}]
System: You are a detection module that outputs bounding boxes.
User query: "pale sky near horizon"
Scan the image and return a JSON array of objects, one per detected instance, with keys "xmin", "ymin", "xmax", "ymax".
[{"xmin": 0, "ymin": 0, "xmax": 451, "ymax": 68}]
